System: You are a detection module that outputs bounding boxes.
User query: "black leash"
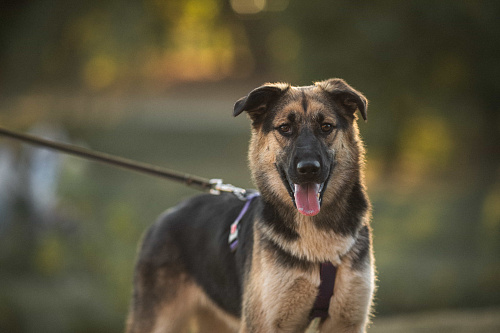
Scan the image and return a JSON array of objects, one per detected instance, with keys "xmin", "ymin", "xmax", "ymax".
[{"xmin": 0, "ymin": 126, "xmax": 247, "ymax": 198}]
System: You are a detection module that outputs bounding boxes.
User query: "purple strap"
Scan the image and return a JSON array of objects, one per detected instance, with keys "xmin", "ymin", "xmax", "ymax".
[
  {"xmin": 229, "ymin": 192, "xmax": 260, "ymax": 251},
  {"xmin": 310, "ymin": 262, "xmax": 337, "ymax": 320}
]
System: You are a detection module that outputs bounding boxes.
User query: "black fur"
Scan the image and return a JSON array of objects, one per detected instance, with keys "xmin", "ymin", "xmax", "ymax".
[
  {"xmin": 318, "ymin": 78, "xmax": 368, "ymax": 121},
  {"xmin": 261, "ymin": 201, "xmax": 299, "ymax": 241},
  {"xmin": 136, "ymin": 193, "xmax": 258, "ymax": 317},
  {"xmin": 314, "ymin": 181, "xmax": 369, "ymax": 236},
  {"xmin": 301, "ymin": 90, "xmax": 309, "ymax": 113},
  {"xmin": 261, "ymin": 236, "xmax": 315, "ymax": 271},
  {"xmin": 128, "ymin": 79, "xmax": 374, "ymax": 333},
  {"xmin": 233, "ymin": 85, "xmax": 289, "ymax": 129},
  {"xmin": 350, "ymin": 225, "xmax": 371, "ymax": 271}
]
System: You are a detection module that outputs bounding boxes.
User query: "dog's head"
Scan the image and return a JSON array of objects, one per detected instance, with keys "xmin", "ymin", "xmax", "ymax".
[{"xmin": 234, "ymin": 78, "xmax": 367, "ymax": 217}]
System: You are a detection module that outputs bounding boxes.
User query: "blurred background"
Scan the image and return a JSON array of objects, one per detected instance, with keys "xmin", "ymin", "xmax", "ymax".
[{"xmin": 0, "ymin": 0, "xmax": 499, "ymax": 332}]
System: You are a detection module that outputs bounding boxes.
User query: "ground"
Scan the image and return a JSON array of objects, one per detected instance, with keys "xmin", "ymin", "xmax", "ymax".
[{"xmin": 369, "ymin": 307, "xmax": 500, "ymax": 333}]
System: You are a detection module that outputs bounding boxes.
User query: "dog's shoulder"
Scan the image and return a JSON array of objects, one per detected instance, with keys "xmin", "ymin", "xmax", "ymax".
[
  {"xmin": 160, "ymin": 192, "xmax": 256, "ymax": 228},
  {"xmin": 139, "ymin": 192, "xmax": 259, "ymax": 317},
  {"xmin": 139, "ymin": 192, "xmax": 258, "ymax": 264}
]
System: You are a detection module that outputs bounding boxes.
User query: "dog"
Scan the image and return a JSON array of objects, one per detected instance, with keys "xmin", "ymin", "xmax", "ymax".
[{"xmin": 126, "ymin": 78, "xmax": 375, "ymax": 333}]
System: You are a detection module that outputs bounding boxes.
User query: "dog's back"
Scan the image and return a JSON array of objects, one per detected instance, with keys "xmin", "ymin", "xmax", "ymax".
[{"xmin": 127, "ymin": 193, "xmax": 257, "ymax": 333}]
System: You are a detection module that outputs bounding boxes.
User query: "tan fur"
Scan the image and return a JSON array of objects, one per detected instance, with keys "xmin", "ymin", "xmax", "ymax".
[
  {"xmin": 241, "ymin": 227, "xmax": 321, "ymax": 332},
  {"xmin": 150, "ymin": 283, "xmax": 197, "ymax": 333},
  {"xmin": 196, "ymin": 286, "xmax": 241, "ymax": 332},
  {"xmin": 241, "ymin": 82, "xmax": 375, "ymax": 332},
  {"xmin": 146, "ymin": 281, "xmax": 240, "ymax": 333},
  {"xmin": 126, "ymin": 79, "xmax": 375, "ymax": 333},
  {"xmin": 322, "ymin": 257, "xmax": 375, "ymax": 333},
  {"xmin": 248, "ymin": 131, "xmax": 294, "ymax": 210}
]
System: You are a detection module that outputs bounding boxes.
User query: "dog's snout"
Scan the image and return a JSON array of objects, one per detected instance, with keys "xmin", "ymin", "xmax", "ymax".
[{"xmin": 296, "ymin": 160, "xmax": 321, "ymax": 175}]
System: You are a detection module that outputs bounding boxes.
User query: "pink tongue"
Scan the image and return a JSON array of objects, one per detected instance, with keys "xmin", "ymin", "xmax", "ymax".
[{"xmin": 294, "ymin": 183, "xmax": 321, "ymax": 216}]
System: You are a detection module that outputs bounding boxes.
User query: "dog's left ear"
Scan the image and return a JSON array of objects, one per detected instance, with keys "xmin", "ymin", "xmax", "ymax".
[
  {"xmin": 233, "ymin": 83, "xmax": 289, "ymax": 119},
  {"xmin": 316, "ymin": 78, "xmax": 368, "ymax": 121}
]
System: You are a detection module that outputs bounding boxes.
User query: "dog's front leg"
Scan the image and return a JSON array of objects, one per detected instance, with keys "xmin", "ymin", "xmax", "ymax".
[
  {"xmin": 320, "ymin": 230, "xmax": 375, "ymax": 333},
  {"xmin": 241, "ymin": 274, "xmax": 318, "ymax": 333},
  {"xmin": 240, "ymin": 245, "xmax": 319, "ymax": 333}
]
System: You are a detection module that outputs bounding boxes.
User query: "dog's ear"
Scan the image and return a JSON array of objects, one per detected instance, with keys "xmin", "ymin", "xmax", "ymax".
[
  {"xmin": 316, "ymin": 78, "xmax": 368, "ymax": 121},
  {"xmin": 233, "ymin": 83, "xmax": 289, "ymax": 120}
]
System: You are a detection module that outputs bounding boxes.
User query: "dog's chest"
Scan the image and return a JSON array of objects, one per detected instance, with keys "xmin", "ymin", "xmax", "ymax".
[
  {"xmin": 291, "ymin": 216, "xmax": 355, "ymax": 265},
  {"xmin": 258, "ymin": 214, "xmax": 355, "ymax": 265},
  {"xmin": 246, "ymin": 248, "xmax": 322, "ymax": 331}
]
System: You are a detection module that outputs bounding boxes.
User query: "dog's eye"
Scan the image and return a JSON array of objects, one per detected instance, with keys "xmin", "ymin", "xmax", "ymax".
[
  {"xmin": 321, "ymin": 123, "xmax": 334, "ymax": 133},
  {"xmin": 278, "ymin": 124, "xmax": 292, "ymax": 134}
]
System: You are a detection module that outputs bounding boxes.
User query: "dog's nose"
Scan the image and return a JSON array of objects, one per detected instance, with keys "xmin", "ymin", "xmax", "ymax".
[{"xmin": 296, "ymin": 160, "xmax": 320, "ymax": 175}]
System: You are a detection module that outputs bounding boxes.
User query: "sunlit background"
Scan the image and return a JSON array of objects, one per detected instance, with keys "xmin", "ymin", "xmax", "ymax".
[{"xmin": 0, "ymin": 1, "xmax": 499, "ymax": 332}]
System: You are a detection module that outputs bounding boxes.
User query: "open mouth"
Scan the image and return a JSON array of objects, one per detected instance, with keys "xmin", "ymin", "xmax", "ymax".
[
  {"xmin": 294, "ymin": 183, "xmax": 324, "ymax": 216},
  {"xmin": 276, "ymin": 164, "xmax": 332, "ymax": 217}
]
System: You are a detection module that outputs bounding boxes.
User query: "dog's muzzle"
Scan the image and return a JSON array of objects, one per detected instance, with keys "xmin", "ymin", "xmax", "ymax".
[{"xmin": 276, "ymin": 157, "xmax": 333, "ymax": 217}]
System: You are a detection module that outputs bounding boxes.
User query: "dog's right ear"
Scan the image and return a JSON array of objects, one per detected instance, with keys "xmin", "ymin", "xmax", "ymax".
[{"xmin": 233, "ymin": 84, "xmax": 288, "ymax": 120}]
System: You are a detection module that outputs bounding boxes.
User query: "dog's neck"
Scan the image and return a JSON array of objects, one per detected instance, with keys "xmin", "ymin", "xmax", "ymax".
[{"xmin": 256, "ymin": 177, "xmax": 369, "ymax": 263}]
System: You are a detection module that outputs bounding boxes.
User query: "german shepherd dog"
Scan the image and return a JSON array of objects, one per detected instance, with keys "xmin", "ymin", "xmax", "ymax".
[{"xmin": 126, "ymin": 78, "xmax": 375, "ymax": 333}]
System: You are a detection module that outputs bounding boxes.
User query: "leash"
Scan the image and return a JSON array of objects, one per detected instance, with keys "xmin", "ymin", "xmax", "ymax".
[
  {"xmin": 1, "ymin": 126, "xmax": 337, "ymax": 328},
  {"xmin": 0, "ymin": 126, "xmax": 247, "ymax": 198}
]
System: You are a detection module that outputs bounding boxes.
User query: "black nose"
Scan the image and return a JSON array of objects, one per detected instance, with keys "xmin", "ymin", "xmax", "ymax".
[{"xmin": 296, "ymin": 160, "xmax": 321, "ymax": 175}]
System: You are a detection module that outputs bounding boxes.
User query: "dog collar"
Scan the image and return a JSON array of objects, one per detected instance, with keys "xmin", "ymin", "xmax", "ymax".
[{"xmin": 229, "ymin": 192, "xmax": 260, "ymax": 251}]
